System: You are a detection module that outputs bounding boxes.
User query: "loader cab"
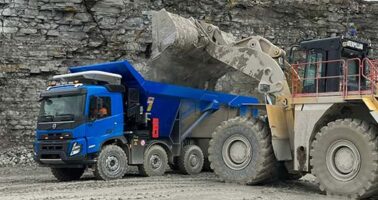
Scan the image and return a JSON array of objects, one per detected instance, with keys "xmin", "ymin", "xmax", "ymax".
[{"xmin": 290, "ymin": 37, "xmax": 371, "ymax": 94}]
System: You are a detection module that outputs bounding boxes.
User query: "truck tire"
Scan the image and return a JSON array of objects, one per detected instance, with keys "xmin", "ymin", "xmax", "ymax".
[
  {"xmin": 138, "ymin": 145, "xmax": 168, "ymax": 176},
  {"xmin": 311, "ymin": 118, "xmax": 378, "ymax": 199},
  {"xmin": 94, "ymin": 145, "xmax": 128, "ymax": 180},
  {"xmin": 208, "ymin": 117, "xmax": 275, "ymax": 184},
  {"xmin": 178, "ymin": 145, "xmax": 204, "ymax": 175},
  {"xmin": 51, "ymin": 167, "xmax": 85, "ymax": 181}
]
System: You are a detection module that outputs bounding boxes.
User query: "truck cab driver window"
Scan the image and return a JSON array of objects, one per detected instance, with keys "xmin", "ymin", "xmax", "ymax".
[{"xmin": 89, "ymin": 96, "xmax": 111, "ymax": 120}]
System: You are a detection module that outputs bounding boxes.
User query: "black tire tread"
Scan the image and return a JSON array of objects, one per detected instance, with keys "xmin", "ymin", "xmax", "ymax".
[
  {"xmin": 138, "ymin": 145, "xmax": 168, "ymax": 177},
  {"xmin": 178, "ymin": 145, "xmax": 204, "ymax": 175},
  {"xmin": 310, "ymin": 118, "xmax": 378, "ymax": 199},
  {"xmin": 208, "ymin": 117, "xmax": 275, "ymax": 184},
  {"xmin": 93, "ymin": 144, "xmax": 128, "ymax": 180}
]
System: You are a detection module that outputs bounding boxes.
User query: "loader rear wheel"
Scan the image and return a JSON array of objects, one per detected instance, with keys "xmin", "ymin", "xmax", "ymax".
[
  {"xmin": 94, "ymin": 145, "xmax": 128, "ymax": 180},
  {"xmin": 208, "ymin": 117, "xmax": 275, "ymax": 184},
  {"xmin": 138, "ymin": 145, "xmax": 168, "ymax": 176},
  {"xmin": 178, "ymin": 145, "xmax": 204, "ymax": 175},
  {"xmin": 311, "ymin": 118, "xmax": 378, "ymax": 199},
  {"xmin": 51, "ymin": 167, "xmax": 85, "ymax": 181}
]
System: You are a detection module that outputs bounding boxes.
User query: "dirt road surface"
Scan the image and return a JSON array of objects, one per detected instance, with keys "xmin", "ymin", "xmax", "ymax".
[{"xmin": 0, "ymin": 166, "xmax": 343, "ymax": 200}]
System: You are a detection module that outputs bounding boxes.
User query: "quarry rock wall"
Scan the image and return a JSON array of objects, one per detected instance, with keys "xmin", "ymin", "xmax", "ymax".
[{"xmin": 0, "ymin": 0, "xmax": 377, "ymax": 149}]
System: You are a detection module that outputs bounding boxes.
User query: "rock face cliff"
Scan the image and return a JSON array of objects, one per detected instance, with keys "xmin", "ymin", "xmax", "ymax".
[{"xmin": 0, "ymin": 0, "xmax": 377, "ymax": 149}]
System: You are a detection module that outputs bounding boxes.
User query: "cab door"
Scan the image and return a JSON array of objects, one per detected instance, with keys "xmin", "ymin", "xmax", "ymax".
[
  {"xmin": 303, "ymin": 50, "xmax": 324, "ymax": 93},
  {"xmin": 85, "ymin": 94, "xmax": 123, "ymax": 154}
]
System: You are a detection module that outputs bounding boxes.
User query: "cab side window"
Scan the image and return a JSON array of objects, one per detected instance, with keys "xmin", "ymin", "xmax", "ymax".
[
  {"xmin": 89, "ymin": 96, "xmax": 112, "ymax": 120},
  {"xmin": 303, "ymin": 51, "xmax": 323, "ymax": 93}
]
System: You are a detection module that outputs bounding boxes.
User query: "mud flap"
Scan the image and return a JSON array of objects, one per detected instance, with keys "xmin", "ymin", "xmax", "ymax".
[{"xmin": 128, "ymin": 131, "xmax": 149, "ymax": 165}]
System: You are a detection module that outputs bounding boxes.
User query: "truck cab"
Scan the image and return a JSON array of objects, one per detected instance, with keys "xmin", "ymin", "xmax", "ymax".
[
  {"xmin": 35, "ymin": 83, "xmax": 124, "ymax": 165},
  {"xmin": 34, "ymin": 71, "xmax": 131, "ymax": 180}
]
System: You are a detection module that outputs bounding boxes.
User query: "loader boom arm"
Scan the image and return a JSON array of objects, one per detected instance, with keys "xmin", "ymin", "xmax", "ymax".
[{"xmin": 150, "ymin": 9, "xmax": 291, "ymax": 102}]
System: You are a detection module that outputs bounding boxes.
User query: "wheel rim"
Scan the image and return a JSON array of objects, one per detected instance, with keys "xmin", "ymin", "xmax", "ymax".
[
  {"xmin": 150, "ymin": 154, "xmax": 162, "ymax": 170},
  {"xmin": 326, "ymin": 139, "xmax": 361, "ymax": 182},
  {"xmin": 189, "ymin": 153, "xmax": 199, "ymax": 168},
  {"xmin": 105, "ymin": 156, "xmax": 120, "ymax": 172},
  {"xmin": 222, "ymin": 134, "xmax": 252, "ymax": 170}
]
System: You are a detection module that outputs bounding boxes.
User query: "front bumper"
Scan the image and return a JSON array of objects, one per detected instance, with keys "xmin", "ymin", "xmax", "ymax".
[{"xmin": 34, "ymin": 139, "xmax": 96, "ymax": 167}]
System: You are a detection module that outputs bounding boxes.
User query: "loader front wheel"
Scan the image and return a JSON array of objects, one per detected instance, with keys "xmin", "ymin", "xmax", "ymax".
[
  {"xmin": 208, "ymin": 117, "xmax": 275, "ymax": 184},
  {"xmin": 311, "ymin": 119, "xmax": 378, "ymax": 199}
]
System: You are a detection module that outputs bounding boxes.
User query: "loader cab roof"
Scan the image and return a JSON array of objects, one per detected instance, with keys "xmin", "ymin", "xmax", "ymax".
[{"xmin": 299, "ymin": 36, "xmax": 371, "ymax": 58}]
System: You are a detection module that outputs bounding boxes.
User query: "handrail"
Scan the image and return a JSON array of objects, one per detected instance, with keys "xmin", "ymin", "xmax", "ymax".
[{"xmin": 291, "ymin": 58, "xmax": 378, "ymax": 98}]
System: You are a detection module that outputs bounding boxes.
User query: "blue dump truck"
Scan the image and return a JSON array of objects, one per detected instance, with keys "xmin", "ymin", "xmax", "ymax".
[{"xmin": 33, "ymin": 60, "xmax": 259, "ymax": 181}]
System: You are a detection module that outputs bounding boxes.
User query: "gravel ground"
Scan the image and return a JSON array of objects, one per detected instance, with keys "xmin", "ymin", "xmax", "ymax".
[{"xmin": 0, "ymin": 166, "xmax": 343, "ymax": 200}]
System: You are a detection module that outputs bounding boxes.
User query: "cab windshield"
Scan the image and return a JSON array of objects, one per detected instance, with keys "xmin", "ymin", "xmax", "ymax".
[{"xmin": 39, "ymin": 94, "xmax": 85, "ymax": 122}]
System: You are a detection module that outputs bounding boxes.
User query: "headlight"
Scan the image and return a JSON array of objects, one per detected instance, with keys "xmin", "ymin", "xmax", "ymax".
[{"xmin": 70, "ymin": 142, "xmax": 81, "ymax": 156}]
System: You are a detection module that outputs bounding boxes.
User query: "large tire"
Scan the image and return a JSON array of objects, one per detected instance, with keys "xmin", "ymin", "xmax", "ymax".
[
  {"xmin": 94, "ymin": 145, "xmax": 128, "ymax": 180},
  {"xmin": 138, "ymin": 145, "xmax": 168, "ymax": 176},
  {"xmin": 208, "ymin": 117, "xmax": 275, "ymax": 184},
  {"xmin": 51, "ymin": 167, "xmax": 85, "ymax": 181},
  {"xmin": 178, "ymin": 145, "xmax": 204, "ymax": 175},
  {"xmin": 311, "ymin": 118, "xmax": 378, "ymax": 199}
]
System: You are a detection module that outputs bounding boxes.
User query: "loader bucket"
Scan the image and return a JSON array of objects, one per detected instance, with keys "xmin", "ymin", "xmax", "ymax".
[{"xmin": 149, "ymin": 9, "xmax": 233, "ymax": 89}]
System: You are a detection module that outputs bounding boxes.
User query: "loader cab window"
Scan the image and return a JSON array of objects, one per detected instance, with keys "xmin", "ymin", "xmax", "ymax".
[
  {"xmin": 303, "ymin": 51, "xmax": 323, "ymax": 93},
  {"xmin": 89, "ymin": 96, "xmax": 111, "ymax": 120}
]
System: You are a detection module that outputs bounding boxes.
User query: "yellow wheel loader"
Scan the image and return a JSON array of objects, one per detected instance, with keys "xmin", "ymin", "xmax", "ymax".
[{"xmin": 150, "ymin": 9, "xmax": 378, "ymax": 199}]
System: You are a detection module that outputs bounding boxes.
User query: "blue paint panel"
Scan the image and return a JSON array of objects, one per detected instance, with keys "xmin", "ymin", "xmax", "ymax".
[
  {"xmin": 147, "ymin": 95, "xmax": 180, "ymax": 138},
  {"xmin": 36, "ymin": 123, "xmax": 86, "ymax": 139}
]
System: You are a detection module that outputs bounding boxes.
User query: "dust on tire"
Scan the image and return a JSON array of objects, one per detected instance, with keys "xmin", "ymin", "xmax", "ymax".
[
  {"xmin": 94, "ymin": 144, "xmax": 128, "ymax": 180},
  {"xmin": 178, "ymin": 145, "xmax": 204, "ymax": 175},
  {"xmin": 138, "ymin": 145, "xmax": 168, "ymax": 176},
  {"xmin": 208, "ymin": 117, "xmax": 275, "ymax": 184},
  {"xmin": 311, "ymin": 118, "xmax": 378, "ymax": 199}
]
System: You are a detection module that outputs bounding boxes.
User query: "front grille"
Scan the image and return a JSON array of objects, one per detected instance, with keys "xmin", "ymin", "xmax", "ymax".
[
  {"xmin": 40, "ymin": 132, "xmax": 72, "ymax": 140},
  {"xmin": 41, "ymin": 154, "xmax": 60, "ymax": 159},
  {"xmin": 41, "ymin": 143, "xmax": 64, "ymax": 151}
]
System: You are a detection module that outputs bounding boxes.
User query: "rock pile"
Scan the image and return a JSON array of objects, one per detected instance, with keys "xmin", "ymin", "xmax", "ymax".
[{"xmin": 0, "ymin": 146, "xmax": 36, "ymax": 167}]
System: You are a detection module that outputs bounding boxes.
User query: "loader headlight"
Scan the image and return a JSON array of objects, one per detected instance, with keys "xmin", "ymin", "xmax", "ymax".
[{"xmin": 70, "ymin": 142, "xmax": 81, "ymax": 156}]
